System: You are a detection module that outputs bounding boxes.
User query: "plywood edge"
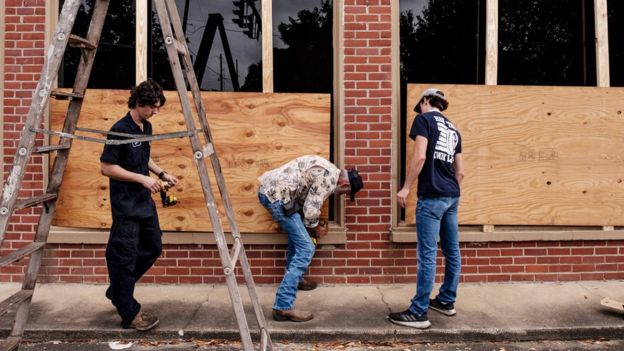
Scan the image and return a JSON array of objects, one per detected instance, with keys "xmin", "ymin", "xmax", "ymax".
[
  {"xmin": 390, "ymin": 226, "xmax": 624, "ymax": 243},
  {"xmin": 48, "ymin": 226, "xmax": 347, "ymax": 245}
]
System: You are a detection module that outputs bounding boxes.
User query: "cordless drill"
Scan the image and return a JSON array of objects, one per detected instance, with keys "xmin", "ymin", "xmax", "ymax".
[{"xmin": 159, "ymin": 180, "xmax": 178, "ymax": 207}]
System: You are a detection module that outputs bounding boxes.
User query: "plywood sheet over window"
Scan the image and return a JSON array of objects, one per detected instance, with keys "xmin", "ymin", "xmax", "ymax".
[
  {"xmin": 51, "ymin": 90, "xmax": 330, "ymax": 233},
  {"xmin": 405, "ymin": 84, "xmax": 624, "ymax": 226}
]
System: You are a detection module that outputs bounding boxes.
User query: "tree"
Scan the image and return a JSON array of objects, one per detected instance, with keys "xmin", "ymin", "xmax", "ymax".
[{"xmin": 272, "ymin": 0, "xmax": 333, "ymax": 93}]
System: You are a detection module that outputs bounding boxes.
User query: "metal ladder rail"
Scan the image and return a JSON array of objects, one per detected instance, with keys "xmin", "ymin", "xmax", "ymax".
[
  {"xmin": 153, "ymin": 1, "xmax": 272, "ymax": 350},
  {"xmin": 159, "ymin": 1, "xmax": 272, "ymax": 349},
  {"xmin": 0, "ymin": 1, "xmax": 111, "ymax": 350}
]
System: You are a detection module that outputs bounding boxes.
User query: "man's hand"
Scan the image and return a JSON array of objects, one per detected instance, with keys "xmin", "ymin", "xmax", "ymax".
[
  {"xmin": 141, "ymin": 176, "xmax": 162, "ymax": 194},
  {"xmin": 162, "ymin": 173, "xmax": 179, "ymax": 187},
  {"xmin": 396, "ymin": 187, "xmax": 410, "ymax": 208},
  {"xmin": 315, "ymin": 223, "xmax": 328, "ymax": 238}
]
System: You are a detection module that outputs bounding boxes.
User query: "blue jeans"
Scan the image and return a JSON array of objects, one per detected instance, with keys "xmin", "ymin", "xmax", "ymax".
[
  {"xmin": 258, "ymin": 191, "xmax": 315, "ymax": 311},
  {"xmin": 409, "ymin": 196, "xmax": 461, "ymax": 316}
]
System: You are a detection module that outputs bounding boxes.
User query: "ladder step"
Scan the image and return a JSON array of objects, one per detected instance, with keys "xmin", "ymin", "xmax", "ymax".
[
  {"xmin": 173, "ymin": 39, "xmax": 187, "ymax": 55},
  {"xmin": 50, "ymin": 89, "xmax": 84, "ymax": 100},
  {"xmin": 0, "ymin": 290, "xmax": 33, "ymax": 318},
  {"xmin": 34, "ymin": 144, "xmax": 70, "ymax": 154},
  {"xmin": 14, "ymin": 193, "xmax": 57, "ymax": 211},
  {"xmin": 0, "ymin": 336, "xmax": 21, "ymax": 351},
  {"xmin": 68, "ymin": 34, "xmax": 96, "ymax": 50},
  {"xmin": 0, "ymin": 242, "xmax": 45, "ymax": 268}
]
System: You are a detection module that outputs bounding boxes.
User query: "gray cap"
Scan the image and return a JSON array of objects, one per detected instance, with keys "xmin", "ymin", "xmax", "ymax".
[{"xmin": 419, "ymin": 88, "xmax": 447, "ymax": 103}]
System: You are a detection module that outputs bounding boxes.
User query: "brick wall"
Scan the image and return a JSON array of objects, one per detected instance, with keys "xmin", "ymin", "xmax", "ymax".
[
  {"xmin": 2, "ymin": 1, "xmax": 624, "ymax": 285},
  {"xmin": 1, "ymin": 0, "xmax": 46, "ymax": 281}
]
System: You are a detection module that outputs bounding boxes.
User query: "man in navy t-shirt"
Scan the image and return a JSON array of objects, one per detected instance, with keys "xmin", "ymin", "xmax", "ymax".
[
  {"xmin": 100, "ymin": 79, "xmax": 179, "ymax": 331},
  {"xmin": 389, "ymin": 88, "xmax": 465, "ymax": 329}
]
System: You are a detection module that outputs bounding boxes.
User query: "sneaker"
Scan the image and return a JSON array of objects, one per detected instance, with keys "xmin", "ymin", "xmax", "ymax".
[
  {"xmin": 429, "ymin": 298, "xmax": 456, "ymax": 316},
  {"xmin": 129, "ymin": 311, "xmax": 159, "ymax": 331},
  {"xmin": 388, "ymin": 310, "xmax": 431, "ymax": 329}
]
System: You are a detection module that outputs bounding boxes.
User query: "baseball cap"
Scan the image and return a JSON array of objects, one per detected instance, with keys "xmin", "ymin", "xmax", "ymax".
[
  {"xmin": 347, "ymin": 168, "xmax": 364, "ymax": 201},
  {"xmin": 414, "ymin": 88, "xmax": 448, "ymax": 113}
]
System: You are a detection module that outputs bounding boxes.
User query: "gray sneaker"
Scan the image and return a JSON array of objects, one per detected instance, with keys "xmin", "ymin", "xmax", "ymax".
[
  {"xmin": 388, "ymin": 310, "xmax": 431, "ymax": 329},
  {"xmin": 130, "ymin": 311, "xmax": 159, "ymax": 331},
  {"xmin": 429, "ymin": 298, "xmax": 456, "ymax": 316}
]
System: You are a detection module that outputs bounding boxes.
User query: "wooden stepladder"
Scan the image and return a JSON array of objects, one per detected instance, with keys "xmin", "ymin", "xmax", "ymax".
[{"xmin": 0, "ymin": 0, "xmax": 273, "ymax": 350}]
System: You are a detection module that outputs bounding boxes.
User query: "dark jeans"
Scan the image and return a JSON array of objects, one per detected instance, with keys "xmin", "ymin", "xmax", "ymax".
[{"xmin": 106, "ymin": 215, "xmax": 162, "ymax": 328}]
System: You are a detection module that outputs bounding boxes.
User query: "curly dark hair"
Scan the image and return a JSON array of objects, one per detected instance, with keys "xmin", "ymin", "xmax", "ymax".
[
  {"xmin": 127, "ymin": 79, "xmax": 166, "ymax": 109},
  {"xmin": 414, "ymin": 95, "xmax": 449, "ymax": 113}
]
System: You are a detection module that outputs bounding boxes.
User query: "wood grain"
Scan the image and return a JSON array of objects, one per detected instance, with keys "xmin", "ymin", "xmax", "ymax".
[
  {"xmin": 51, "ymin": 90, "xmax": 330, "ymax": 233},
  {"xmin": 405, "ymin": 84, "xmax": 624, "ymax": 226}
]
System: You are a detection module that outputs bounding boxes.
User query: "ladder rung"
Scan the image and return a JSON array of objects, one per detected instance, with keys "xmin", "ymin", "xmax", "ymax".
[
  {"xmin": 203, "ymin": 143, "xmax": 215, "ymax": 157},
  {"xmin": 14, "ymin": 193, "xmax": 57, "ymax": 211},
  {"xmin": 50, "ymin": 89, "xmax": 84, "ymax": 100},
  {"xmin": 0, "ymin": 336, "xmax": 21, "ymax": 351},
  {"xmin": 0, "ymin": 242, "xmax": 45, "ymax": 267},
  {"xmin": 34, "ymin": 144, "xmax": 70, "ymax": 154},
  {"xmin": 173, "ymin": 39, "xmax": 186, "ymax": 55},
  {"xmin": 68, "ymin": 34, "xmax": 96, "ymax": 50},
  {"xmin": 229, "ymin": 238, "xmax": 242, "ymax": 268},
  {"xmin": 0, "ymin": 290, "xmax": 33, "ymax": 318}
]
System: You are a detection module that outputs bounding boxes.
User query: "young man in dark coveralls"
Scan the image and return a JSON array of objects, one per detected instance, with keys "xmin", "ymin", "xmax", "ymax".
[
  {"xmin": 100, "ymin": 79, "xmax": 179, "ymax": 331},
  {"xmin": 389, "ymin": 88, "xmax": 464, "ymax": 329}
]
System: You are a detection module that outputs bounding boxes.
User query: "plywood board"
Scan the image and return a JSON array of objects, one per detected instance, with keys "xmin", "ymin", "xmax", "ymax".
[
  {"xmin": 51, "ymin": 90, "xmax": 330, "ymax": 233},
  {"xmin": 405, "ymin": 84, "xmax": 624, "ymax": 226}
]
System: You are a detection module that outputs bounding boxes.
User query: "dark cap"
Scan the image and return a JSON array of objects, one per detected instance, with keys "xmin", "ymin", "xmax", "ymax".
[{"xmin": 347, "ymin": 168, "xmax": 364, "ymax": 201}]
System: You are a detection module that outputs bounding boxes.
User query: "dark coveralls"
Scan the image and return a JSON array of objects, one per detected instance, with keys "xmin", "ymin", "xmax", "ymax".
[{"xmin": 100, "ymin": 113, "xmax": 162, "ymax": 328}]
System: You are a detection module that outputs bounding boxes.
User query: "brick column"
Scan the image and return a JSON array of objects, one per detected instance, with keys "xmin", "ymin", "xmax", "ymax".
[
  {"xmin": 342, "ymin": 0, "xmax": 396, "ymax": 283},
  {"xmin": 1, "ymin": 0, "xmax": 46, "ymax": 282}
]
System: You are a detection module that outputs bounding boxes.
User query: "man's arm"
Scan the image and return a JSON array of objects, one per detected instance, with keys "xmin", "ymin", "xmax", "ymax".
[
  {"xmin": 454, "ymin": 153, "xmax": 465, "ymax": 184},
  {"xmin": 148, "ymin": 158, "xmax": 179, "ymax": 186},
  {"xmin": 396, "ymin": 135, "xmax": 427, "ymax": 208},
  {"xmin": 101, "ymin": 161, "xmax": 161, "ymax": 193}
]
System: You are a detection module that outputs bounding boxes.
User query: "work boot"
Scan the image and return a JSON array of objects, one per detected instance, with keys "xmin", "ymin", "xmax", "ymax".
[
  {"xmin": 297, "ymin": 278, "xmax": 318, "ymax": 291},
  {"xmin": 272, "ymin": 308, "xmax": 314, "ymax": 322},
  {"xmin": 129, "ymin": 311, "xmax": 159, "ymax": 331}
]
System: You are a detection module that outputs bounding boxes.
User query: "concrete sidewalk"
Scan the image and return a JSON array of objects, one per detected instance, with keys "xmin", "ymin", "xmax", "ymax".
[{"xmin": 1, "ymin": 281, "xmax": 624, "ymax": 343}]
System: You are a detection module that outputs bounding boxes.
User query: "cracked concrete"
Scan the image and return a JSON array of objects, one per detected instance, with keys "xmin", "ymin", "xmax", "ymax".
[{"xmin": 1, "ymin": 281, "xmax": 624, "ymax": 343}]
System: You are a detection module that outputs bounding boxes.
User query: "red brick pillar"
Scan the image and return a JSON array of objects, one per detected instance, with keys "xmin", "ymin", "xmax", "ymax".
[
  {"xmin": 1, "ymin": 0, "xmax": 47, "ymax": 282},
  {"xmin": 342, "ymin": 0, "xmax": 395, "ymax": 283}
]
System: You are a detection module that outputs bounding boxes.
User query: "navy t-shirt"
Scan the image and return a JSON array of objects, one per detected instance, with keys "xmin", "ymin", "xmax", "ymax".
[
  {"xmin": 409, "ymin": 111, "xmax": 462, "ymax": 198},
  {"xmin": 100, "ymin": 113, "xmax": 156, "ymax": 218}
]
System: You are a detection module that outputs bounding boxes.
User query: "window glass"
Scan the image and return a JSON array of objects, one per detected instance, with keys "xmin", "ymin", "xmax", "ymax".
[
  {"xmin": 59, "ymin": 0, "xmax": 136, "ymax": 89},
  {"xmin": 150, "ymin": 0, "xmax": 263, "ymax": 91},
  {"xmin": 272, "ymin": 0, "xmax": 333, "ymax": 93},
  {"xmin": 400, "ymin": 0, "xmax": 485, "ymax": 85},
  {"xmin": 498, "ymin": 0, "xmax": 596, "ymax": 86},
  {"xmin": 608, "ymin": 0, "xmax": 624, "ymax": 86}
]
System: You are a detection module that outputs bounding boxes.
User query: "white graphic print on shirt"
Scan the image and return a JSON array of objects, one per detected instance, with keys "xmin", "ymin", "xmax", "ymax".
[{"xmin": 433, "ymin": 116, "xmax": 458, "ymax": 163}]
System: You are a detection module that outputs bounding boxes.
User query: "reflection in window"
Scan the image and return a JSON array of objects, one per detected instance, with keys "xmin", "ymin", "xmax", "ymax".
[
  {"xmin": 59, "ymin": 0, "xmax": 136, "ymax": 89},
  {"xmin": 608, "ymin": 0, "xmax": 624, "ymax": 86},
  {"xmin": 499, "ymin": 0, "xmax": 596, "ymax": 86},
  {"xmin": 150, "ymin": 0, "xmax": 263, "ymax": 91},
  {"xmin": 399, "ymin": 0, "xmax": 485, "ymax": 85},
  {"xmin": 273, "ymin": 0, "xmax": 333, "ymax": 93}
]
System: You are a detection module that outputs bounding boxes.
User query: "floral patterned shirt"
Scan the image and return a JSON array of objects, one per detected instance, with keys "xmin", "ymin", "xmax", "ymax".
[{"xmin": 258, "ymin": 155, "xmax": 340, "ymax": 228}]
